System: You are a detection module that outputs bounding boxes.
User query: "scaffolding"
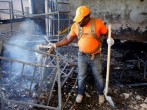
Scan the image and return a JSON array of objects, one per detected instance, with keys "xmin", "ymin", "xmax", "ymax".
[
  {"xmin": 0, "ymin": 0, "xmax": 76, "ymax": 109},
  {"xmin": 0, "ymin": 30, "xmax": 77, "ymax": 110},
  {"xmin": 0, "ymin": 37, "xmax": 62, "ymax": 109},
  {"xmin": 45, "ymin": 0, "xmax": 71, "ymax": 41}
]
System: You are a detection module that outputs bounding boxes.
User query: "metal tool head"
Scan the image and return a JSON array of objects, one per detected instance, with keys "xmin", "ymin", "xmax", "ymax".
[{"xmin": 105, "ymin": 95, "xmax": 115, "ymax": 108}]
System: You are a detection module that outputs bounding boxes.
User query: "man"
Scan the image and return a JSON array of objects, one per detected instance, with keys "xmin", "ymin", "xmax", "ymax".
[{"xmin": 48, "ymin": 6, "xmax": 114, "ymax": 105}]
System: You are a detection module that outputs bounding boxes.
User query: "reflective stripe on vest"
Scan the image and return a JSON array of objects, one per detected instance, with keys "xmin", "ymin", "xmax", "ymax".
[{"xmin": 78, "ymin": 18, "xmax": 102, "ymax": 54}]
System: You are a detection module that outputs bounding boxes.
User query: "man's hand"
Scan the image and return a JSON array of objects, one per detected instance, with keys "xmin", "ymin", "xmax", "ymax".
[
  {"xmin": 47, "ymin": 43, "xmax": 56, "ymax": 54},
  {"xmin": 47, "ymin": 43, "xmax": 56, "ymax": 48},
  {"xmin": 107, "ymin": 38, "xmax": 114, "ymax": 46}
]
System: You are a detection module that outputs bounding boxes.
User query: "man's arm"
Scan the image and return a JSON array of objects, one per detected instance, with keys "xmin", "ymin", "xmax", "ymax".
[
  {"xmin": 55, "ymin": 34, "xmax": 76, "ymax": 47},
  {"xmin": 102, "ymin": 31, "xmax": 108, "ymax": 38},
  {"xmin": 102, "ymin": 30, "xmax": 115, "ymax": 39}
]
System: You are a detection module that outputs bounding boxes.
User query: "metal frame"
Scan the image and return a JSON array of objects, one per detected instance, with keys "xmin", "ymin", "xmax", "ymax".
[
  {"xmin": 0, "ymin": 38, "xmax": 62, "ymax": 109},
  {"xmin": 0, "ymin": 1, "xmax": 75, "ymax": 109},
  {"xmin": 0, "ymin": 1, "xmax": 13, "ymax": 30},
  {"xmin": 0, "ymin": 30, "xmax": 76, "ymax": 109}
]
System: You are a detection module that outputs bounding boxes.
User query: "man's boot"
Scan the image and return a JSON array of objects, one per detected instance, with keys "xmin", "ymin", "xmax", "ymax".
[
  {"xmin": 76, "ymin": 94, "xmax": 83, "ymax": 103},
  {"xmin": 99, "ymin": 95, "xmax": 105, "ymax": 105}
]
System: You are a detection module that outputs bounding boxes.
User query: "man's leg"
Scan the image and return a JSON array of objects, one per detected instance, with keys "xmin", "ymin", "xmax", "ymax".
[
  {"xmin": 90, "ymin": 54, "xmax": 105, "ymax": 104},
  {"xmin": 76, "ymin": 52, "xmax": 88, "ymax": 103}
]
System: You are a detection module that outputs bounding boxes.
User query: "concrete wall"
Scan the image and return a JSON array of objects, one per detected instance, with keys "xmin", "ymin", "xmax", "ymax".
[
  {"xmin": 1, "ymin": 0, "xmax": 147, "ymax": 41},
  {"xmin": 68, "ymin": 0, "xmax": 147, "ymax": 42}
]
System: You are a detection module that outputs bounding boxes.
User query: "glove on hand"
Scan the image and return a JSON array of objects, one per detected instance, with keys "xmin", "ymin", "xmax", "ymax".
[
  {"xmin": 107, "ymin": 38, "xmax": 114, "ymax": 46},
  {"xmin": 47, "ymin": 43, "xmax": 56, "ymax": 54},
  {"xmin": 47, "ymin": 43, "xmax": 56, "ymax": 48}
]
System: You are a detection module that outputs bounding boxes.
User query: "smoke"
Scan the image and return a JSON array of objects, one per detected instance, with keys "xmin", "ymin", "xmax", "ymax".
[
  {"xmin": 5, "ymin": 20, "xmax": 46, "ymax": 62},
  {"xmin": 7, "ymin": 21, "xmax": 36, "ymax": 61},
  {"xmin": 3, "ymin": 20, "xmax": 46, "ymax": 89}
]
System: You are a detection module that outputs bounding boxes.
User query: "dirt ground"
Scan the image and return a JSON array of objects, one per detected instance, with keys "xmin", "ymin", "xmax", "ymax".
[
  {"xmin": 61, "ymin": 40, "xmax": 147, "ymax": 110},
  {"xmin": 1, "ymin": 38, "xmax": 147, "ymax": 110}
]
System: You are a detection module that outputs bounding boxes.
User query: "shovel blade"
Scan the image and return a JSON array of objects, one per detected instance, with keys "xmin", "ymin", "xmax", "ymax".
[{"xmin": 105, "ymin": 96, "xmax": 115, "ymax": 108}]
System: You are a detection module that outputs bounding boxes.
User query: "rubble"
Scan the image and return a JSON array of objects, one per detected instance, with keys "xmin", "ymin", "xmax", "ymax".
[
  {"xmin": 140, "ymin": 103, "xmax": 147, "ymax": 109},
  {"xmin": 60, "ymin": 40, "xmax": 147, "ymax": 110},
  {"xmin": 1, "ymin": 39, "xmax": 147, "ymax": 110},
  {"xmin": 123, "ymin": 93, "xmax": 130, "ymax": 99}
]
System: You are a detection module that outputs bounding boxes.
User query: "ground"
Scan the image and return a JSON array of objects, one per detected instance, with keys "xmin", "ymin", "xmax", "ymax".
[
  {"xmin": 61, "ymin": 40, "xmax": 147, "ymax": 110},
  {"xmin": 1, "ymin": 39, "xmax": 147, "ymax": 110}
]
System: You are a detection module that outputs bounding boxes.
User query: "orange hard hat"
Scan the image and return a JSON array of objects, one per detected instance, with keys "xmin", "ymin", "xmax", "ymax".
[{"xmin": 73, "ymin": 6, "xmax": 90, "ymax": 23}]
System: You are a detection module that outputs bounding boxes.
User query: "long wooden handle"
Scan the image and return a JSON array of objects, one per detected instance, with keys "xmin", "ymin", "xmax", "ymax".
[{"xmin": 105, "ymin": 24, "xmax": 111, "ymax": 96}]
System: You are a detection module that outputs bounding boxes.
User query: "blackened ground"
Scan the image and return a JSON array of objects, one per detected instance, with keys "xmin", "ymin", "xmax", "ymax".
[{"xmin": 61, "ymin": 40, "xmax": 147, "ymax": 110}]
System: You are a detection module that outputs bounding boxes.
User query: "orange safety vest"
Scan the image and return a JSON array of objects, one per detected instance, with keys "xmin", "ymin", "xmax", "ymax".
[{"xmin": 78, "ymin": 18, "xmax": 102, "ymax": 54}]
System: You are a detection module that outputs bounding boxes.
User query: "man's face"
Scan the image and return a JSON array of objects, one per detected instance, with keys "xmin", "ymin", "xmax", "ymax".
[{"xmin": 79, "ymin": 14, "xmax": 90, "ymax": 27}]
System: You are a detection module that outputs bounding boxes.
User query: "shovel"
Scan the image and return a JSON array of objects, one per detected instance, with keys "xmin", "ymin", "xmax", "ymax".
[{"xmin": 104, "ymin": 24, "xmax": 115, "ymax": 107}]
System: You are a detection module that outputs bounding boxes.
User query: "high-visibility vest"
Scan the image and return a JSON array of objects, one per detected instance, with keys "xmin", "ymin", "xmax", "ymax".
[{"xmin": 78, "ymin": 18, "xmax": 102, "ymax": 54}]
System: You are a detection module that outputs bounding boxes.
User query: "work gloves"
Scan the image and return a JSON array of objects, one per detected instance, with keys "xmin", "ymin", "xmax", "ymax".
[
  {"xmin": 107, "ymin": 38, "xmax": 114, "ymax": 46},
  {"xmin": 46, "ymin": 43, "xmax": 56, "ymax": 54},
  {"xmin": 47, "ymin": 43, "xmax": 56, "ymax": 49},
  {"xmin": 37, "ymin": 43, "xmax": 56, "ymax": 54}
]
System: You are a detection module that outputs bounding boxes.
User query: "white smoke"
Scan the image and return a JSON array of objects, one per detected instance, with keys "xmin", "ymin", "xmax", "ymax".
[
  {"xmin": 4, "ymin": 20, "xmax": 46, "ymax": 81},
  {"xmin": 6, "ymin": 20, "xmax": 44, "ymax": 62}
]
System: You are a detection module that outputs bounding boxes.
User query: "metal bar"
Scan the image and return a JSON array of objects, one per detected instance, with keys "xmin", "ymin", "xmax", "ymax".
[
  {"xmin": 9, "ymin": 61, "xmax": 13, "ymax": 75},
  {"xmin": 20, "ymin": 0, "xmax": 24, "ymax": 16},
  {"xmin": 57, "ymin": 12, "xmax": 60, "ymax": 41},
  {"xmin": 57, "ymin": 2, "xmax": 69, "ymax": 4},
  {"xmin": 4, "ymin": 99, "xmax": 60, "ymax": 110},
  {"xmin": 0, "ymin": 56, "xmax": 55, "ymax": 68},
  {"xmin": 0, "ymin": 11, "xmax": 60, "ymax": 18},
  {"xmin": 47, "ymin": 68, "xmax": 58, "ymax": 105},
  {"xmin": 0, "ymin": 65, "xmax": 4, "ymax": 109},
  {"xmin": 0, "ymin": 40, "xmax": 3, "ymax": 54},
  {"xmin": 19, "ymin": 64, "xmax": 25, "ymax": 86},
  {"xmin": 57, "ymin": 56, "xmax": 62, "ymax": 109},
  {"xmin": 45, "ymin": 0, "xmax": 49, "ymax": 39},
  {"xmin": 53, "ymin": 18, "xmax": 55, "ymax": 38},
  {"xmin": 39, "ymin": 56, "xmax": 47, "ymax": 88},
  {"xmin": 0, "ymin": 9, "xmax": 29, "ymax": 14},
  {"xmin": 61, "ymin": 67, "xmax": 75, "ymax": 87},
  {"xmin": 60, "ymin": 63, "xmax": 68, "ymax": 75},
  {"xmin": 58, "ymin": 11, "xmax": 70, "ymax": 13},
  {"xmin": 0, "ymin": 1, "xmax": 11, "ymax": 2},
  {"xmin": 1, "ymin": 30, "xmax": 58, "ymax": 38},
  {"xmin": 55, "ymin": 50, "xmax": 72, "ymax": 64},
  {"xmin": 10, "ymin": 0, "xmax": 14, "ymax": 19},
  {"xmin": 3, "ymin": 41, "xmax": 56, "ymax": 57},
  {"xmin": 29, "ymin": 66, "xmax": 36, "ymax": 90},
  {"xmin": 127, "ymin": 83, "xmax": 147, "ymax": 87},
  {"xmin": 9, "ymin": 1, "xmax": 13, "ymax": 30}
]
